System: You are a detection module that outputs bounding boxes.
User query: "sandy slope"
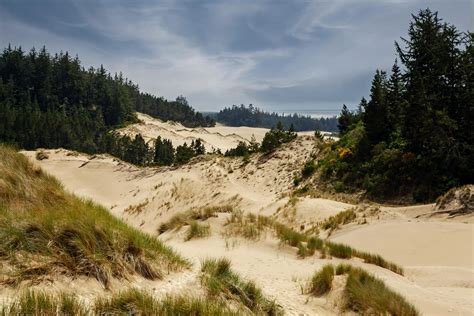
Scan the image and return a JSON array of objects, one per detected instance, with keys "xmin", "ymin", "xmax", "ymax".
[
  {"xmin": 117, "ymin": 112, "xmax": 316, "ymax": 152},
  {"xmin": 19, "ymin": 129, "xmax": 474, "ymax": 315}
]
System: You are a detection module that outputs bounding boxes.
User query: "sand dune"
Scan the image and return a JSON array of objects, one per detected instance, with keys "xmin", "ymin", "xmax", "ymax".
[
  {"xmin": 19, "ymin": 125, "xmax": 474, "ymax": 315},
  {"xmin": 117, "ymin": 112, "xmax": 316, "ymax": 152}
]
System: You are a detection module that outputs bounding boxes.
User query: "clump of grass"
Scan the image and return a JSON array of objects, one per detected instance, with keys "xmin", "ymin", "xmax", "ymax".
[
  {"xmin": 297, "ymin": 242, "xmax": 308, "ymax": 258},
  {"xmin": 159, "ymin": 205, "xmax": 233, "ymax": 234},
  {"xmin": 335, "ymin": 263, "xmax": 352, "ymax": 275},
  {"xmin": 3, "ymin": 290, "xmax": 87, "ymax": 316},
  {"xmin": 185, "ymin": 221, "xmax": 210, "ymax": 241},
  {"xmin": 306, "ymin": 236, "xmax": 324, "ymax": 254},
  {"xmin": 320, "ymin": 209, "xmax": 356, "ymax": 234},
  {"xmin": 94, "ymin": 288, "xmax": 240, "ymax": 315},
  {"xmin": 94, "ymin": 288, "xmax": 160, "ymax": 315},
  {"xmin": 124, "ymin": 199, "xmax": 149, "ymax": 214},
  {"xmin": 201, "ymin": 258, "xmax": 281, "ymax": 314},
  {"xmin": 307, "ymin": 265, "xmax": 335, "ymax": 296},
  {"xmin": 3, "ymin": 289, "xmax": 239, "ymax": 315},
  {"xmin": 306, "ymin": 264, "xmax": 419, "ymax": 315},
  {"xmin": 325, "ymin": 242, "xmax": 353, "ymax": 259},
  {"xmin": 274, "ymin": 223, "xmax": 306, "ymax": 247},
  {"xmin": 0, "ymin": 145, "xmax": 189, "ymax": 288},
  {"xmin": 301, "ymin": 159, "xmax": 316, "ymax": 178},
  {"xmin": 35, "ymin": 150, "xmax": 49, "ymax": 161},
  {"xmin": 223, "ymin": 210, "xmax": 270, "ymax": 240},
  {"xmin": 344, "ymin": 267, "xmax": 418, "ymax": 315},
  {"xmin": 353, "ymin": 251, "xmax": 404, "ymax": 275}
]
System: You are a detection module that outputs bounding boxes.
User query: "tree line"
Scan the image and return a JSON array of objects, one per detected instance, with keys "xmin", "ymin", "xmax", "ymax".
[
  {"xmin": 0, "ymin": 45, "xmax": 214, "ymax": 155},
  {"xmin": 322, "ymin": 9, "xmax": 473, "ymax": 201},
  {"xmin": 225, "ymin": 121, "xmax": 297, "ymax": 157},
  {"xmin": 102, "ymin": 133, "xmax": 206, "ymax": 166},
  {"xmin": 216, "ymin": 104, "xmax": 338, "ymax": 132}
]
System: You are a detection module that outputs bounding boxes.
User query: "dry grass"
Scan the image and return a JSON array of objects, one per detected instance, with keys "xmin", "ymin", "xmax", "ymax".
[
  {"xmin": 222, "ymin": 209, "xmax": 403, "ymax": 275},
  {"xmin": 223, "ymin": 211, "xmax": 270, "ymax": 240},
  {"xmin": 320, "ymin": 209, "xmax": 356, "ymax": 235},
  {"xmin": 158, "ymin": 205, "xmax": 233, "ymax": 234},
  {"xmin": 201, "ymin": 258, "xmax": 282, "ymax": 315},
  {"xmin": 0, "ymin": 145, "xmax": 189, "ymax": 288},
  {"xmin": 185, "ymin": 221, "xmax": 211, "ymax": 241}
]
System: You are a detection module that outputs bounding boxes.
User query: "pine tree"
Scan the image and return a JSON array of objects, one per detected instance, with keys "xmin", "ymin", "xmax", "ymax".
[
  {"xmin": 386, "ymin": 60, "xmax": 405, "ymax": 133},
  {"xmin": 338, "ymin": 104, "xmax": 354, "ymax": 135},
  {"xmin": 363, "ymin": 70, "xmax": 389, "ymax": 144}
]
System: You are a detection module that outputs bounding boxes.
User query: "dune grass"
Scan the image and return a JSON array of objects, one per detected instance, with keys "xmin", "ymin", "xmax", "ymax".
[
  {"xmin": 223, "ymin": 210, "xmax": 271, "ymax": 240},
  {"xmin": 0, "ymin": 145, "xmax": 189, "ymax": 288},
  {"xmin": 185, "ymin": 221, "xmax": 211, "ymax": 241},
  {"xmin": 343, "ymin": 266, "xmax": 418, "ymax": 315},
  {"xmin": 307, "ymin": 265, "xmax": 334, "ymax": 296},
  {"xmin": 2, "ymin": 289, "xmax": 239, "ymax": 316},
  {"xmin": 158, "ymin": 205, "xmax": 233, "ymax": 234},
  {"xmin": 200, "ymin": 258, "xmax": 281, "ymax": 315},
  {"xmin": 308, "ymin": 264, "xmax": 418, "ymax": 315},
  {"xmin": 1, "ymin": 290, "xmax": 87, "ymax": 316},
  {"xmin": 95, "ymin": 289, "xmax": 237, "ymax": 315},
  {"xmin": 320, "ymin": 209, "xmax": 356, "ymax": 234},
  {"xmin": 222, "ymin": 209, "xmax": 403, "ymax": 275}
]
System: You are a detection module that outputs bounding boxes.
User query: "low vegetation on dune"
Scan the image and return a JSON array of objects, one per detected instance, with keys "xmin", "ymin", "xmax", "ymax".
[
  {"xmin": 1, "ymin": 290, "xmax": 87, "ymax": 316},
  {"xmin": 201, "ymin": 258, "xmax": 282, "ymax": 315},
  {"xmin": 94, "ymin": 288, "xmax": 239, "ymax": 315},
  {"xmin": 0, "ymin": 145, "xmax": 188, "ymax": 288},
  {"xmin": 319, "ymin": 209, "xmax": 356, "ymax": 235},
  {"xmin": 185, "ymin": 221, "xmax": 211, "ymax": 241},
  {"xmin": 158, "ymin": 205, "xmax": 233, "ymax": 234},
  {"xmin": 307, "ymin": 265, "xmax": 335, "ymax": 296},
  {"xmin": 223, "ymin": 210, "xmax": 403, "ymax": 275},
  {"xmin": 1, "ymin": 289, "xmax": 240, "ymax": 316},
  {"xmin": 223, "ymin": 211, "xmax": 272, "ymax": 240},
  {"xmin": 308, "ymin": 264, "xmax": 419, "ymax": 315}
]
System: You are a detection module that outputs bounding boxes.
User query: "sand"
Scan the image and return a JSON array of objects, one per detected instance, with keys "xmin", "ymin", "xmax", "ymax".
[
  {"xmin": 15, "ymin": 121, "xmax": 474, "ymax": 315},
  {"xmin": 117, "ymin": 112, "xmax": 318, "ymax": 152}
]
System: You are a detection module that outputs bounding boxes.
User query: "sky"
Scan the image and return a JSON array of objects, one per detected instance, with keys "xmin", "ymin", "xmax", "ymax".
[{"xmin": 0, "ymin": 0, "xmax": 472, "ymax": 114}]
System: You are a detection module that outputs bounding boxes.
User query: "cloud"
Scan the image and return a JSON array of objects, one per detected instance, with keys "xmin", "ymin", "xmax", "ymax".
[{"xmin": 0, "ymin": 0, "xmax": 471, "ymax": 113}]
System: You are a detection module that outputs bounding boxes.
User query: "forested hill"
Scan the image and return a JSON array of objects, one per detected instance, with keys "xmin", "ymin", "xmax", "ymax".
[
  {"xmin": 316, "ymin": 9, "xmax": 473, "ymax": 202},
  {"xmin": 216, "ymin": 105, "xmax": 338, "ymax": 132},
  {"xmin": 0, "ymin": 46, "xmax": 214, "ymax": 153}
]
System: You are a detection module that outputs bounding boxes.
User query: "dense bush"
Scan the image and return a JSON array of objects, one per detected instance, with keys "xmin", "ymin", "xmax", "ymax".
[{"xmin": 320, "ymin": 9, "xmax": 473, "ymax": 201}]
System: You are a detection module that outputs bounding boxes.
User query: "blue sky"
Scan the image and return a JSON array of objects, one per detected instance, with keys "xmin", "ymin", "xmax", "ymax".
[{"xmin": 0, "ymin": 0, "xmax": 472, "ymax": 114}]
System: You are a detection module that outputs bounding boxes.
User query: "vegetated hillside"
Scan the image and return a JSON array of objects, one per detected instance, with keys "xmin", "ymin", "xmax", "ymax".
[
  {"xmin": 314, "ymin": 9, "xmax": 473, "ymax": 202},
  {"xmin": 0, "ymin": 45, "xmax": 214, "ymax": 154},
  {"xmin": 0, "ymin": 144, "xmax": 188, "ymax": 289},
  {"xmin": 216, "ymin": 104, "xmax": 338, "ymax": 132}
]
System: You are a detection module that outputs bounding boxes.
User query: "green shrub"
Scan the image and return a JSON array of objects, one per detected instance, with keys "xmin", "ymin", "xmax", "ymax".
[{"xmin": 302, "ymin": 160, "xmax": 316, "ymax": 178}]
